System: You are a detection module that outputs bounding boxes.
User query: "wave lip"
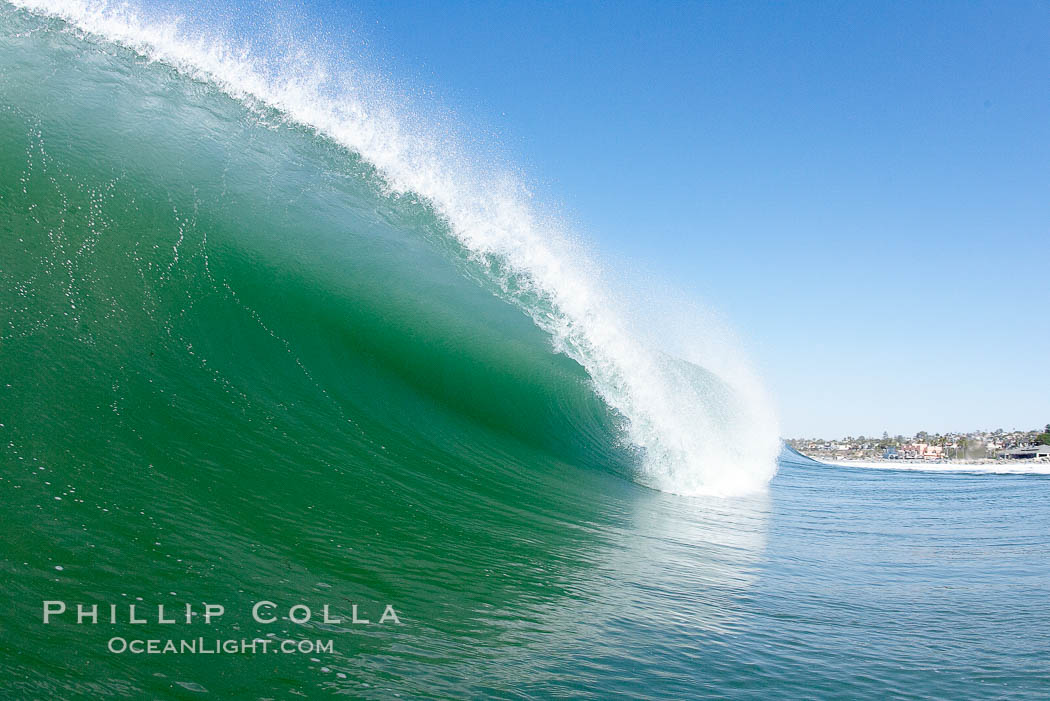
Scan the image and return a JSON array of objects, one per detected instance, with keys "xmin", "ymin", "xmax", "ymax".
[{"xmin": 8, "ymin": 0, "xmax": 781, "ymax": 495}]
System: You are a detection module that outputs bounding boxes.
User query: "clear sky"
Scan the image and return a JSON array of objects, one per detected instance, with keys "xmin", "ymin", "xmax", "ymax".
[{"xmin": 183, "ymin": 0, "xmax": 1050, "ymax": 438}]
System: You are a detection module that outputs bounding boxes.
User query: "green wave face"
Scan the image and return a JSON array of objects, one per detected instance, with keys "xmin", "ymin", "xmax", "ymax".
[
  {"xmin": 0, "ymin": 8, "xmax": 632, "ymax": 477},
  {"xmin": 0, "ymin": 6, "xmax": 635, "ymax": 689},
  {"xmin": 0, "ymin": 0, "xmax": 785, "ymax": 502},
  {"xmin": 0, "ymin": 5, "xmax": 779, "ymax": 697}
]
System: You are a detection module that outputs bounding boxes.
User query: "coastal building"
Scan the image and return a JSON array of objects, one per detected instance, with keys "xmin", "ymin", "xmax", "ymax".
[
  {"xmin": 998, "ymin": 445, "xmax": 1050, "ymax": 460},
  {"xmin": 900, "ymin": 443, "xmax": 945, "ymax": 460}
]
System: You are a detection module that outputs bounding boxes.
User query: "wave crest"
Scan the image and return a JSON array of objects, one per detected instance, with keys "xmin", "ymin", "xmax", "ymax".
[{"xmin": 7, "ymin": 0, "xmax": 780, "ymax": 495}]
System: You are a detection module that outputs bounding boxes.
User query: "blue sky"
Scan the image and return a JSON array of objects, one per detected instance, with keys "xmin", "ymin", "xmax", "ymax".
[{"xmin": 189, "ymin": 1, "xmax": 1050, "ymax": 437}]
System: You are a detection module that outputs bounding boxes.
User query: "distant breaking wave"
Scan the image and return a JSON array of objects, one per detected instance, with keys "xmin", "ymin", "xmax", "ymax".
[
  {"xmin": 818, "ymin": 459, "xmax": 1050, "ymax": 476},
  {"xmin": 2, "ymin": 0, "xmax": 780, "ymax": 496}
]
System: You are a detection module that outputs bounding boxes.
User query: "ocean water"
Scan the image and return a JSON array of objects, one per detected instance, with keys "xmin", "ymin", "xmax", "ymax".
[{"xmin": 2, "ymin": 3, "xmax": 1049, "ymax": 698}]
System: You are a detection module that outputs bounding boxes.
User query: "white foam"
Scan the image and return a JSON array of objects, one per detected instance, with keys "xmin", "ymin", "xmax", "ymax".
[
  {"xmin": 9, "ymin": 0, "xmax": 781, "ymax": 496},
  {"xmin": 822, "ymin": 459, "xmax": 1050, "ymax": 475}
]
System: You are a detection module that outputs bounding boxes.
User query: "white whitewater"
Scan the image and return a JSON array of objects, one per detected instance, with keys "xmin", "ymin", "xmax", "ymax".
[{"xmin": 823, "ymin": 459, "xmax": 1050, "ymax": 476}]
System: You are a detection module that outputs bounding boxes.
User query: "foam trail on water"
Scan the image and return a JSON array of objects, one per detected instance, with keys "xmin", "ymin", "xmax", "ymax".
[{"xmin": 8, "ymin": 0, "xmax": 781, "ymax": 496}]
